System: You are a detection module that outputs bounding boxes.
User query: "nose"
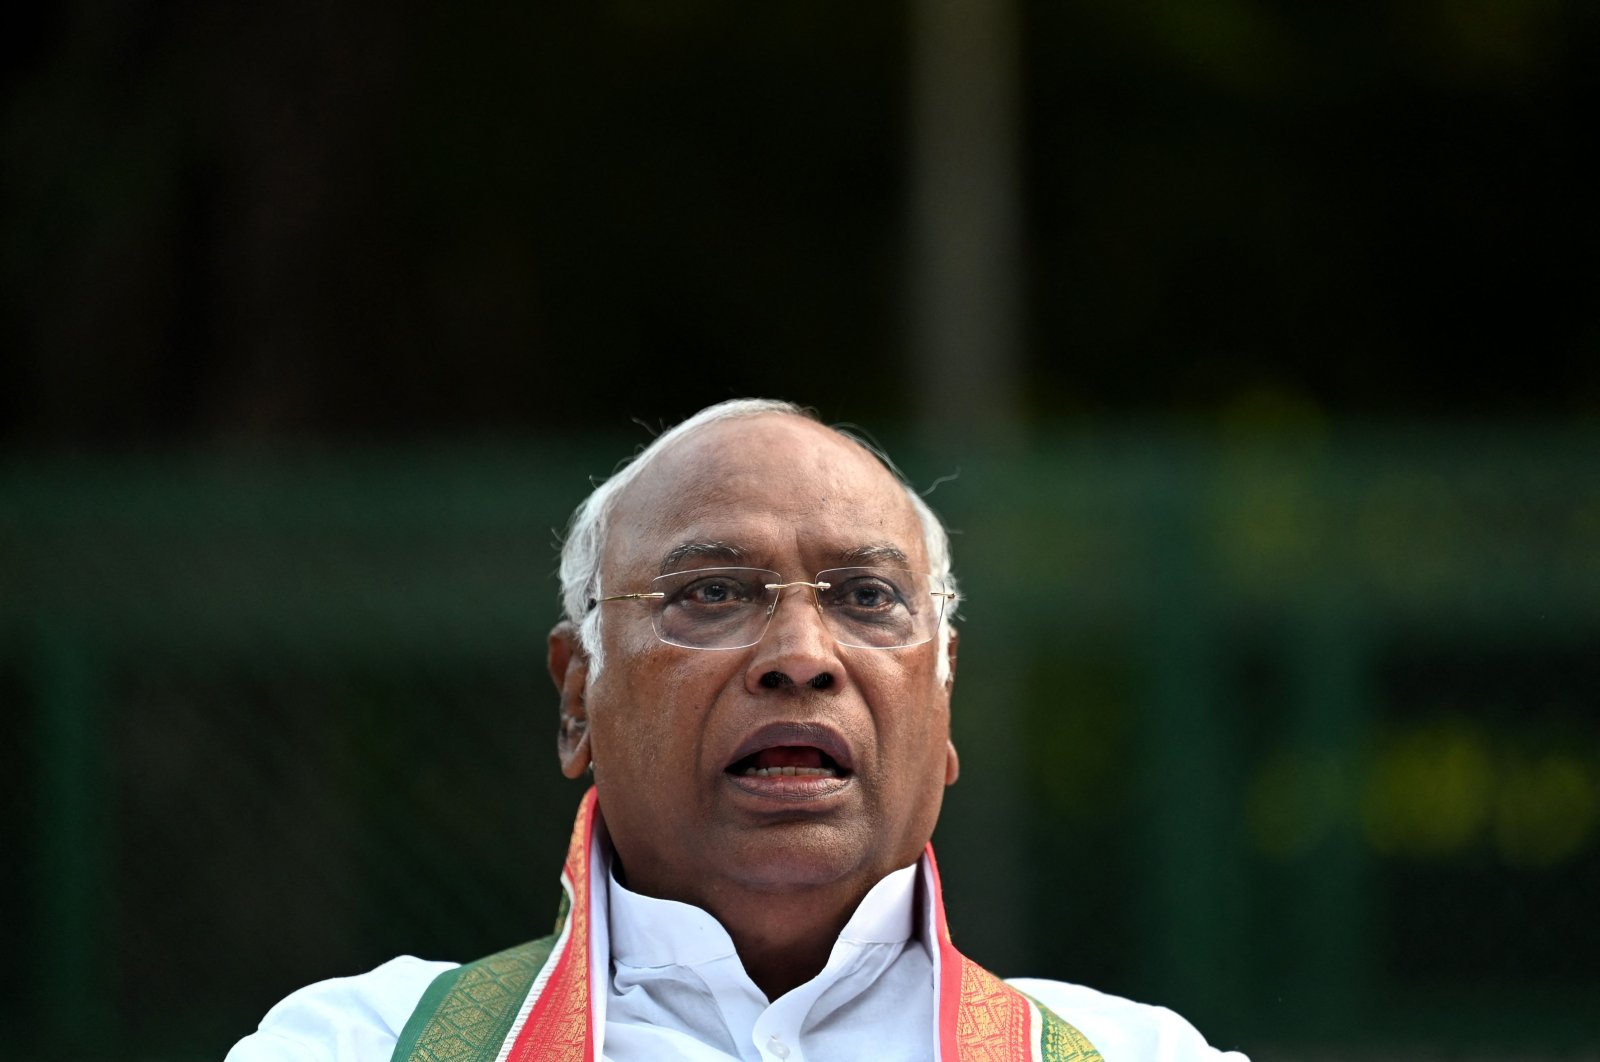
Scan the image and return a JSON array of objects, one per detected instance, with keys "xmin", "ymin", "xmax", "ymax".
[{"xmin": 744, "ymin": 583, "xmax": 841, "ymax": 694}]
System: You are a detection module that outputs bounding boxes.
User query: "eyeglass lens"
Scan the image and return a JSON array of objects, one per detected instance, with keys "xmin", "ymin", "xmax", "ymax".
[{"xmin": 647, "ymin": 567, "xmax": 944, "ymax": 650}]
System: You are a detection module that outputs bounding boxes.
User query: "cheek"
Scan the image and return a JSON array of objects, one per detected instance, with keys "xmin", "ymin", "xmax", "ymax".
[
  {"xmin": 594, "ymin": 646, "xmax": 728, "ymax": 768},
  {"xmin": 860, "ymin": 662, "xmax": 951, "ymax": 760}
]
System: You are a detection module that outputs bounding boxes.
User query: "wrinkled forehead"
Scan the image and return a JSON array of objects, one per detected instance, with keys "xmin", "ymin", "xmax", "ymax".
[{"xmin": 603, "ymin": 414, "xmax": 928, "ymax": 577}]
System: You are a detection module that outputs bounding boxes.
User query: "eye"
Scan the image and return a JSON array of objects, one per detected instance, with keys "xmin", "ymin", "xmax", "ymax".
[
  {"xmin": 831, "ymin": 575, "xmax": 905, "ymax": 611},
  {"xmin": 688, "ymin": 579, "xmax": 736, "ymax": 604},
  {"xmin": 847, "ymin": 583, "xmax": 890, "ymax": 608},
  {"xmin": 671, "ymin": 573, "xmax": 759, "ymax": 607}
]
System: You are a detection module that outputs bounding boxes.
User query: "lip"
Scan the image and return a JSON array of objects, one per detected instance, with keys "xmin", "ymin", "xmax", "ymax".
[
  {"xmin": 721, "ymin": 720, "xmax": 859, "ymax": 807},
  {"xmin": 725, "ymin": 769, "xmax": 852, "ymax": 804},
  {"xmin": 723, "ymin": 721, "xmax": 857, "ymax": 774}
]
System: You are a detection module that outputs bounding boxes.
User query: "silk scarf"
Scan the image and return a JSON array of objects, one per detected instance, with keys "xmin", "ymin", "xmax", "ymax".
[{"xmin": 394, "ymin": 789, "xmax": 1101, "ymax": 1061}]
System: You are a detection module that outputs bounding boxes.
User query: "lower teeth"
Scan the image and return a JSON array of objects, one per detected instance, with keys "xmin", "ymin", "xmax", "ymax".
[{"xmin": 741, "ymin": 766, "xmax": 835, "ymax": 778}]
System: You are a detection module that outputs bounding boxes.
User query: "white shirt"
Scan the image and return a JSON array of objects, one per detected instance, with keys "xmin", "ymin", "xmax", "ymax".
[
  {"xmin": 604, "ymin": 861, "xmax": 931, "ymax": 1062},
  {"xmin": 227, "ymin": 855, "xmax": 1247, "ymax": 1062}
]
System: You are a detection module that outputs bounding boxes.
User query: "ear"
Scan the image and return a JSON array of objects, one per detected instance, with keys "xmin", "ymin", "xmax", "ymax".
[{"xmin": 549, "ymin": 621, "xmax": 592, "ymax": 779}]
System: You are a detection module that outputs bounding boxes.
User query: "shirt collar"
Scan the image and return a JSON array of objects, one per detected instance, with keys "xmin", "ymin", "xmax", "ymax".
[{"xmin": 605, "ymin": 852, "xmax": 921, "ymax": 969}]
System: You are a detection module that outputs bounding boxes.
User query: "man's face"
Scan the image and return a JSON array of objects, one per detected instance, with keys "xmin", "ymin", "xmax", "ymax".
[{"xmin": 559, "ymin": 414, "xmax": 958, "ymax": 907}]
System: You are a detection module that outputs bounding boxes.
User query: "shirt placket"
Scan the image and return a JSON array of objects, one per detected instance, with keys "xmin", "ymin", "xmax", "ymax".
[{"xmin": 747, "ymin": 948, "xmax": 864, "ymax": 1062}]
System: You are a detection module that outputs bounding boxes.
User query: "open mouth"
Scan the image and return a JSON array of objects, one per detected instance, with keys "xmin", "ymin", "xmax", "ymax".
[{"xmin": 727, "ymin": 745, "xmax": 849, "ymax": 779}]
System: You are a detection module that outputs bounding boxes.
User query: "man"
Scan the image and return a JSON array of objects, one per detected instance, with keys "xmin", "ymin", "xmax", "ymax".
[{"xmin": 228, "ymin": 399, "xmax": 1247, "ymax": 1061}]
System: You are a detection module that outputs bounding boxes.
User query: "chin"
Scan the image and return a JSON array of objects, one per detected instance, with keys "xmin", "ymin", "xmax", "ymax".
[{"xmin": 723, "ymin": 823, "xmax": 874, "ymax": 892}]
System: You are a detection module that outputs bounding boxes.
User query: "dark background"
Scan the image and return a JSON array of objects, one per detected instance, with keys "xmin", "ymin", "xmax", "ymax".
[
  {"xmin": 5, "ymin": 1, "xmax": 1598, "ymax": 444},
  {"xmin": 3, "ymin": 2, "xmax": 1597, "ymax": 1058}
]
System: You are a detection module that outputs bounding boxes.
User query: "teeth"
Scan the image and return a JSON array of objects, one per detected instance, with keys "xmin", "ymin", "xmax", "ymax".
[{"xmin": 741, "ymin": 766, "xmax": 837, "ymax": 778}]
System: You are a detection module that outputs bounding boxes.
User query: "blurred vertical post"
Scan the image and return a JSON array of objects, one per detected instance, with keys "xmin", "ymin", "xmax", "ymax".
[
  {"xmin": 908, "ymin": 0, "xmax": 1028, "ymax": 970},
  {"xmin": 1140, "ymin": 485, "xmax": 1237, "ymax": 1021},
  {"xmin": 35, "ymin": 624, "xmax": 112, "ymax": 1051},
  {"xmin": 909, "ymin": 0, "xmax": 1026, "ymax": 451},
  {"xmin": 1286, "ymin": 593, "xmax": 1373, "ymax": 1034}
]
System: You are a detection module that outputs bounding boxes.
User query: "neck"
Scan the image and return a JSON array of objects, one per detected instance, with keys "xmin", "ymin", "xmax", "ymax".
[
  {"xmin": 610, "ymin": 857, "xmax": 878, "ymax": 1001},
  {"xmin": 714, "ymin": 888, "xmax": 862, "ymax": 1000}
]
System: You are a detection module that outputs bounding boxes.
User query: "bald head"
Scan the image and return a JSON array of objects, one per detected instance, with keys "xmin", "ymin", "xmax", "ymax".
[{"xmin": 556, "ymin": 399, "xmax": 958, "ymax": 678}]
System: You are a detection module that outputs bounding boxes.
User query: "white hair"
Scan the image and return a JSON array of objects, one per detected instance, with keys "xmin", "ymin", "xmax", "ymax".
[{"xmin": 557, "ymin": 398, "xmax": 959, "ymax": 681}]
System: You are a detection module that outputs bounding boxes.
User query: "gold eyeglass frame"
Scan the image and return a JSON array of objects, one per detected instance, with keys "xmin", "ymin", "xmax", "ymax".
[{"xmin": 594, "ymin": 567, "xmax": 955, "ymax": 651}]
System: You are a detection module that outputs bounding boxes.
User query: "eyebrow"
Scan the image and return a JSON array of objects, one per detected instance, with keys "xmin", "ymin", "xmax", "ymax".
[
  {"xmin": 659, "ymin": 541, "xmax": 749, "ymax": 573},
  {"xmin": 658, "ymin": 541, "xmax": 912, "ymax": 573},
  {"xmin": 836, "ymin": 543, "xmax": 912, "ymax": 568}
]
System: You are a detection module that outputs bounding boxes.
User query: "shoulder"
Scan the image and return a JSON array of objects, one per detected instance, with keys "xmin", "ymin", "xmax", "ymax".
[
  {"xmin": 1005, "ymin": 977, "xmax": 1250, "ymax": 1062},
  {"xmin": 225, "ymin": 955, "xmax": 459, "ymax": 1062}
]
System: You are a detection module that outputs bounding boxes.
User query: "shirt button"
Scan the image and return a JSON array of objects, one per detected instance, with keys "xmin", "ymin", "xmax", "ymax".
[{"xmin": 767, "ymin": 1035, "xmax": 791, "ymax": 1059}]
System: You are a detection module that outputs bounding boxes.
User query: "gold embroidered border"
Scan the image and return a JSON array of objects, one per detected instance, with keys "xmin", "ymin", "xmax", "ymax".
[
  {"xmin": 396, "ymin": 936, "xmax": 556, "ymax": 1062},
  {"xmin": 1035, "ymin": 996, "xmax": 1105, "ymax": 1062}
]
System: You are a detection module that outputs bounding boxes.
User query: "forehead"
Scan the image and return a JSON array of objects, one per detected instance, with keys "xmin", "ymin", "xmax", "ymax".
[{"xmin": 603, "ymin": 415, "xmax": 927, "ymax": 574}]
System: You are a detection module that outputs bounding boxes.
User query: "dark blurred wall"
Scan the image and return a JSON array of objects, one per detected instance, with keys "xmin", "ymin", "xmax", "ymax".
[
  {"xmin": 3, "ymin": 3, "xmax": 909, "ymax": 446},
  {"xmin": 3, "ymin": 1, "xmax": 1598, "ymax": 449}
]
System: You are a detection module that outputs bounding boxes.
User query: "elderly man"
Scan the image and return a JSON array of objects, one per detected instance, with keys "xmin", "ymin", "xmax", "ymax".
[{"xmin": 229, "ymin": 399, "xmax": 1247, "ymax": 1061}]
